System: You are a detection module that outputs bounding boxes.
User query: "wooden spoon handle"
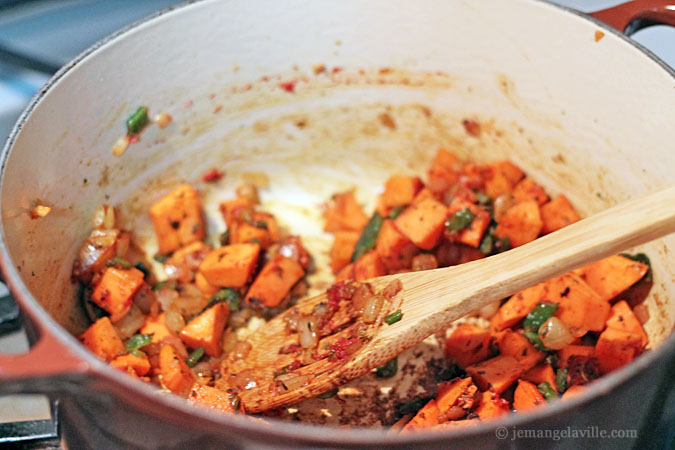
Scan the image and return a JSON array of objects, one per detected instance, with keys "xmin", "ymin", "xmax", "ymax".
[{"xmin": 372, "ymin": 184, "xmax": 675, "ymax": 354}]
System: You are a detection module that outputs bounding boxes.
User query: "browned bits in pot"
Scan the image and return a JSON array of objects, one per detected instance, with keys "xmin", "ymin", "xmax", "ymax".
[
  {"xmin": 411, "ymin": 254, "xmax": 438, "ymax": 272},
  {"xmin": 633, "ymin": 303, "xmax": 650, "ymax": 324},
  {"xmin": 594, "ymin": 30, "xmax": 605, "ymax": 42},
  {"xmin": 382, "ymin": 279, "xmax": 402, "ymax": 299},
  {"xmin": 241, "ymin": 172, "xmax": 270, "ymax": 189},
  {"xmin": 111, "ymin": 135, "xmax": 130, "ymax": 156},
  {"xmin": 236, "ymin": 184, "xmax": 260, "ymax": 205},
  {"xmin": 378, "ymin": 112, "xmax": 396, "ymax": 129},
  {"xmin": 462, "ymin": 118, "xmax": 481, "ymax": 137},
  {"xmin": 312, "ymin": 63, "xmax": 326, "ymax": 74},
  {"xmin": 29, "ymin": 204, "xmax": 51, "ymax": 219}
]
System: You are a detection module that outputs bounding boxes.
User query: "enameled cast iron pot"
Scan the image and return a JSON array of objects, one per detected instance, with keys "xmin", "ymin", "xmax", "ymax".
[{"xmin": 0, "ymin": 1, "xmax": 674, "ymax": 448}]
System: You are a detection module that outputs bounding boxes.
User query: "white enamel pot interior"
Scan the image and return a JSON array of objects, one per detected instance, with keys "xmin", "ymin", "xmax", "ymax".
[{"xmin": 0, "ymin": 0, "xmax": 674, "ymax": 448}]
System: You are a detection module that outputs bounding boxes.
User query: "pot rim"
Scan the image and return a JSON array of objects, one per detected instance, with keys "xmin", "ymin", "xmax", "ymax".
[{"xmin": 1, "ymin": 0, "xmax": 673, "ymax": 445}]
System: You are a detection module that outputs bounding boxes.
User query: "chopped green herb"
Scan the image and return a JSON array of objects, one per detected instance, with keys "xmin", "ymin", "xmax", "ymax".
[
  {"xmin": 153, "ymin": 253, "xmax": 169, "ymax": 264},
  {"xmin": 219, "ymin": 230, "xmax": 230, "ymax": 246},
  {"xmin": 375, "ymin": 357, "xmax": 398, "ymax": 378},
  {"xmin": 129, "ymin": 349, "xmax": 144, "ymax": 358},
  {"xmin": 537, "ymin": 381, "xmax": 558, "ymax": 401},
  {"xmin": 125, "ymin": 333, "xmax": 153, "ymax": 352},
  {"xmin": 388, "ymin": 205, "xmax": 406, "ymax": 219},
  {"xmin": 106, "ymin": 257, "xmax": 131, "ymax": 269},
  {"xmin": 620, "ymin": 252, "xmax": 652, "ymax": 281},
  {"xmin": 126, "ymin": 106, "xmax": 150, "ymax": 136},
  {"xmin": 476, "ymin": 192, "xmax": 492, "ymax": 205},
  {"xmin": 556, "ymin": 368, "xmax": 568, "ymax": 394},
  {"xmin": 253, "ymin": 220, "xmax": 268, "ymax": 230},
  {"xmin": 186, "ymin": 347, "xmax": 205, "ymax": 367},
  {"xmin": 152, "ymin": 279, "xmax": 176, "ymax": 291},
  {"xmin": 351, "ymin": 213, "xmax": 384, "ymax": 262},
  {"xmin": 446, "ymin": 208, "xmax": 475, "ymax": 232},
  {"xmin": 523, "ymin": 302, "xmax": 559, "ymax": 333},
  {"xmin": 494, "ymin": 236, "xmax": 511, "ymax": 253},
  {"xmin": 524, "ymin": 330, "xmax": 551, "ymax": 352},
  {"xmin": 385, "ymin": 310, "xmax": 403, "ymax": 325},
  {"xmin": 317, "ymin": 388, "xmax": 339, "ymax": 399},
  {"xmin": 209, "ymin": 288, "xmax": 240, "ymax": 311},
  {"xmin": 134, "ymin": 262, "xmax": 149, "ymax": 277},
  {"xmin": 479, "ymin": 233, "xmax": 493, "ymax": 255}
]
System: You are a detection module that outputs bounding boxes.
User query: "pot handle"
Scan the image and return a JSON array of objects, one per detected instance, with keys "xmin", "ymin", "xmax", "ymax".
[{"xmin": 590, "ymin": 0, "xmax": 675, "ymax": 35}]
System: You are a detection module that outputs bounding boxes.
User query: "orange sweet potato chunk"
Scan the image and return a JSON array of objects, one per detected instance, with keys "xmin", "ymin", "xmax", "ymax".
[
  {"xmin": 323, "ymin": 191, "xmax": 368, "ymax": 233},
  {"xmin": 466, "ymin": 355, "xmax": 525, "ymax": 394},
  {"xmin": 166, "ymin": 241, "xmax": 210, "ymax": 284},
  {"xmin": 474, "ymin": 391, "xmax": 510, "ymax": 419},
  {"xmin": 484, "ymin": 161, "xmax": 524, "ymax": 199},
  {"xmin": 231, "ymin": 222, "xmax": 272, "ymax": 247},
  {"xmin": 495, "ymin": 200, "xmax": 542, "ymax": 247},
  {"xmin": 540, "ymin": 194, "xmax": 581, "ymax": 234},
  {"xmin": 330, "ymin": 230, "xmax": 360, "ymax": 274},
  {"xmin": 394, "ymin": 197, "xmax": 448, "ymax": 250},
  {"xmin": 159, "ymin": 344, "xmax": 194, "ymax": 397},
  {"xmin": 447, "ymin": 199, "xmax": 491, "ymax": 248},
  {"xmin": 513, "ymin": 380, "xmax": 545, "ymax": 411},
  {"xmin": 605, "ymin": 300, "xmax": 648, "ymax": 348},
  {"xmin": 353, "ymin": 251, "xmax": 386, "ymax": 281},
  {"xmin": 91, "ymin": 267, "xmax": 145, "ymax": 322},
  {"xmin": 427, "ymin": 149, "xmax": 460, "ymax": 194},
  {"xmin": 562, "ymin": 385, "xmax": 586, "ymax": 400},
  {"xmin": 180, "ymin": 303, "xmax": 230, "ymax": 357},
  {"xmin": 575, "ymin": 255, "xmax": 648, "ymax": 302},
  {"xmin": 111, "ymin": 353, "xmax": 151, "ymax": 377},
  {"xmin": 252, "ymin": 212, "xmax": 281, "ymax": 242},
  {"xmin": 412, "ymin": 187, "xmax": 435, "ymax": 205},
  {"xmin": 245, "ymin": 255, "xmax": 304, "ymax": 307},
  {"xmin": 523, "ymin": 364, "xmax": 557, "ymax": 392},
  {"xmin": 402, "ymin": 399, "xmax": 440, "ymax": 432},
  {"xmin": 436, "ymin": 377, "xmax": 477, "ymax": 420},
  {"xmin": 513, "ymin": 178, "xmax": 549, "ymax": 206},
  {"xmin": 595, "ymin": 327, "xmax": 643, "ymax": 374},
  {"xmin": 375, "ymin": 220, "xmax": 419, "ymax": 272},
  {"xmin": 382, "ymin": 176, "xmax": 423, "ymax": 208},
  {"xmin": 150, "ymin": 184, "xmax": 204, "ymax": 254},
  {"xmin": 550, "ymin": 273, "xmax": 610, "ymax": 335},
  {"xmin": 494, "ymin": 330, "xmax": 546, "ymax": 371},
  {"xmin": 220, "ymin": 197, "xmax": 254, "ymax": 228},
  {"xmin": 444, "ymin": 324, "xmax": 491, "ymax": 368},
  {"xmin": 79, "ymin": 317, "xmax": 125, "ymax": 362},
  {"xmin": 335, "ymin": 263, "xmax": 355, "ymax": 282},
  {"xmin": 195, "ymin": 271, "xmax": 219, "ymax": 297},
  {"xmin": 491, "ymin": 282, "xmax": 547, "ymax": 332},
  {"xmin": 198, "ymin": 243, "xmax": 260, "ymax": 288},
  {"xmin": 557, "ymin": 345, "xmax": 595, "ymax": 369},
  {"xmin": 188, "ymin": 383, "xmax": 237, "ymax": 413},
  {"xmin": 141, "ymin": 312, "xmax": 174, "ymax": 344}
]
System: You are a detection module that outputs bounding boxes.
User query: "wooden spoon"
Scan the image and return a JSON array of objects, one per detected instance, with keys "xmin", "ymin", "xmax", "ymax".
[{"xmin": 219, "ymin": 184, "xmax": 675, "ymax": 413}]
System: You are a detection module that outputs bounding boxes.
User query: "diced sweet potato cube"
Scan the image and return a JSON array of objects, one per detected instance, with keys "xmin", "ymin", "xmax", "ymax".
[
  {"xmin": 595, "ymin": 327, "xmax": 643, "ymax": 374},
  {"xmin": 540, "ymin": 195, "xmax": 581, "ymax": 234},
  {"xmin": 220, "ymin": 197, "xmax": 254, "ymax": 228},
  {"xmin": 382, "ymin": 176, "xmax": 423, "ymax": 208},
  {"xmin": 335, "ymin": 263, "xmax": 355, "ymax": 282},
  {"xmin": 166, "ymin": 241, "xmax": 210, "ymax": 284},
  {"xmin": 252, "ymin": 212, "xmax": 280, "ymax": 242},
  {"xmin": 557, "ymin": 345, "xmax": 595, "ymax": 369},
  {"xmin": 232, "ymin": 222, "xmax": 271, "ymax": 247},
  {"xmin": 513, "ymin": 178, "xmax": 548, "ymax": 206},
  {"xmin": 79, "ymin": 317, "xmax": 125, "ymax": 362},
  {"xmin": 445, "ymin": 324, "xmax": 491, "ymax": 368},
  {"xmin": 494, "ymin": 330, "xmax": 545, "ymax": 371},
  {"xmin": 523, "ymin": 364, "xmax": 557, "ymax": 392},
  {"xmin": 562, "ymin": 385, "xmax": 586, "ymax": 400},
  {"xmin": 323, "ymin": 191, "xmax": 368, "ymax": 233},
  {"xmin": 513, "ymin": 380, "xmax": 545, "ymax": 411},
  {"xmin": 402, "ymin": 399, "xmax": 439, "ymax": 432},
  {"xmin": 484, "ymin": 161, "xmax": 524, "ymax": 199},
  {"xmin": 111, "ymin": 353, "xmax": 151, "ymax": 377},
  {"xmin": 412, "ymin": 187, "xmax": 435, "ymax": 205},
  {"xmin": 159, "ymin": 344, "xmax": 194, "ymax": 396},
  {"xmin": 188, "ymin": 383, "xmax": 237, "ymax": 413},
  {"xmin": 394, "ymin": 197, "xmax": 448, "ymax": 250},
  {"xmin": 331, "ymin": 230, "xmax": 360, "ymax": 273},
  {"xmin": 436, "ymin": 377, "xmax": 477, "ymax": 421},
  {"xmin": 195, "ymin": 271, "xmax": 219, "ymax": 297},
  {"xmin": 550, "ymin": 273, "xmax": 610, "ymax": 335},
  {"xmin": 198, "ymin": 243, "xmax": 260, "ymax": 288},
  {"xmin": 375, "ymin": 220, "xmax": 419, "ymax": 272},
  {"xmin": 491, "ymin": 282, "xmax": 547, "ymax": 332},
  {"xmin": 353, "ymin": 251, "xmax": 386, "ymax": 281},
  {"xmin": 495, "ymin": 200, "xmax": 542, "ymax": 247},
  {"xmin": 474, "ymin": 391, "xmax": 510, "ymax": 419},
  {"xmin": 91, "ymin": 267, "xmax": 145, "ymax": 322},
  {"xmin": 150, "ymin": 184, "xmax": 204, "ymax": 254},
  {"xmin": 427, "ymin": 149, "xmax": 460, "ymax": 194},
  {"xmin": 605, "ymin": 300, "xmax": 648, "ymax": 348},
  {"xmin": 466, "ymin": 355, "xmax": 525, "ymax": 394},
  {"xmin": 245, "ymin": 255, "xmax": 304, "ymax": 307},
  {"xmin": 140, "ymin": 312, "xmax": 174, "ymax": 344},
  {"xmin": 447, "ymin": 199, "xmax": 490, "ymax": 248},
  {"xmin": 180, "ymin": 303, "xmax": 230, "ymax": 357},
  {"xmin": 575, "ymin": 255, "xmax": 648, "ymax": 302}
]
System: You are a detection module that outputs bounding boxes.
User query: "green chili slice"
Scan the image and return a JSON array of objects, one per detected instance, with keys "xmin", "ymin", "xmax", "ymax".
[
  {"xmin": 375, "ymin": 357, "xmax": 398, "ymax": 378},
  {"xmin": 385, "ymin": 310, "xmax": 403, "ymax": 325},
  {"xmin": 350, "ymin": 213, "xmax": 384, "ymax": 262},
  {"xmin": 105, "ymin": 257, "xmax": 131, "ymax": 269},
  {"xmin": 209, "ymin": 288, "xmax": 240, "ymax": 311},
  {"xmin": 126, "ymin": 106, "xmax": 150, "ymax": 136},
  {"xmin": 556, "ymin": 368, "xmax": 568, "ymax": 394},
  {"xmin": 446, "ymin": 208, "xmax": 475, "ymax": 232},
  {"xmin": 317, "ymin": 388, "xmax": 339, "ymax": 399},
  {"xmin": 522, "ymin": 302, "xmax": 559, "ymax": 333},
  {"xmin": 125, "ymin": 333, "xmax": 153, "ymax": 352},
  {"xmin": 537, "ymin": 382, "xmax": 558, "ymax": 401},
  {"xmin": 388, "ymin": 205, "xmax": 406, "ymax": 219},
  {"xmin": 186, "ymin": 347, "xmax": 205, "ymax": 368}
]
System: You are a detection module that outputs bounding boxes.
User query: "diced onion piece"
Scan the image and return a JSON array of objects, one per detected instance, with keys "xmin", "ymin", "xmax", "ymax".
[
  {"xmin": 164, "ymin": 309, "xmax": 186, "ymax": 334},
  {"xmin": 241, "ymin": 172, "xmax": 269, "ymax": 189},
  {"xmin": 192, "ymin": 361, "xmax": 212, "ymax": 378},
  {"xmin": 222, "ymin": 329, "xmax": 238, "ymax": 354},
  {"xmin": 133, "ymin": 283, "xmax": 156, "ymax": 314},
  {"xmin": 233, "ymin": 340, "xmax": 252, "ymax": 360},
  {"xmin": 633, "ymin": 303, "xmax": 650, "ymax": 325},
  {"xmin": 236, "ymin": 184, "xmax": 259, "ymax": 205},
  {"xmin": 112, "ymin": 135, "xmax": 130, "ymax": 157},
  {"xmin": 298, "ymin": 316, "xmax": 318, "ymax": 348},
  {"xmin": 277, "ymin": 373, "xmax": 310, "ymax": 391},
  {"xmin": 114, "ymin": 304, "xmax": 145, "ymax": 338},
  {"xmin": 156, "ymin": 288, "xmax": 179, "ymax": 312},
  {"xmin": 382, "ymin": 279, "xmax": 402, "ymax": 299},
  {"xmin": 538, "ymin": 317, "xmax": 574, "ymax": 350},
  {"xmin": 362, "ymin": 295, "xmax": 384, "ymax": 324},
  {"xmin": 478, "ymin": 300, "xmax": 500, "ymax": 320},
  {"xmin": 352, "ymin": 283, "xmax": 373, "ymax": 313},
  {"xmin": 30, "ymin": 205, "xmax": 51, "ymax": 219},
  {"xmin": 92, "ymin": 204, "xmax": 116, "ymax": 230},
  {"xmin": 154, "ymin": 112, "xmax": 173, "ymax": 129},
  {"xmin": 115, "ymin": 232, "xmax": 130, "ymax": 258},
  {"xmin": 284, "ymin": 308, "xmax": 301, "ymax": 332},
  {"xmin": 493, "ymin": 193, "xmax": 515, "ymax": 221},
  {"xmin": 229, "ymin": 308, "xmax": 252, "ymax": 329}
]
